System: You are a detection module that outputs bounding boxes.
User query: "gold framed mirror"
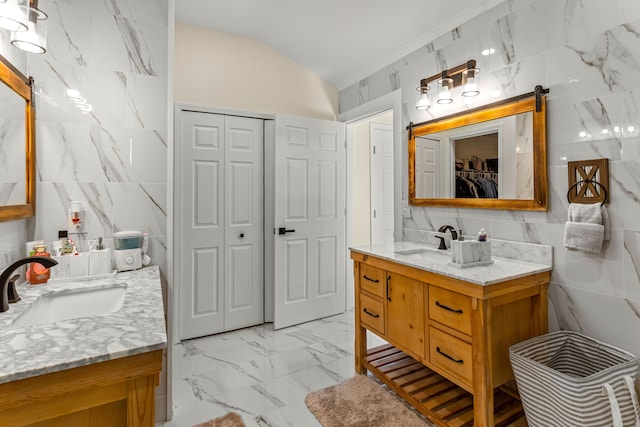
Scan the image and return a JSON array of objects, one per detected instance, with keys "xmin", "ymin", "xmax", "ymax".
[
  {"xmin": 0, "ymin": 54, "xmax": 35, "ymax": 221},
  {"xmin": 409, "ymin": 89, "xmax": 547, "ymax": 210}
]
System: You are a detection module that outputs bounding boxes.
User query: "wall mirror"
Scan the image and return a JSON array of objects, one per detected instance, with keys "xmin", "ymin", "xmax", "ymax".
[
  {"xmin": 409, "ymin": 90, "xmax": 547, "ymax": 210},
  {"xmin": 0, "ymin": 54, "xmax": 35, "ymax": 221}
]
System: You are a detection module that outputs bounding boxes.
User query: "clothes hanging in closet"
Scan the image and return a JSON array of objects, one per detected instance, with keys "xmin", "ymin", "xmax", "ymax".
[{"xmin": 455, "ymin": 173, "xmax": 498, "ymax": 198}]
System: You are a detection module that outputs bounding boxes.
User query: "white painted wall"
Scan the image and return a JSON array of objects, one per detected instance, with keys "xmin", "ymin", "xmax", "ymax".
[{"xmin": 174, "ymin": 22, "xmax": 338, "ymax": 120}]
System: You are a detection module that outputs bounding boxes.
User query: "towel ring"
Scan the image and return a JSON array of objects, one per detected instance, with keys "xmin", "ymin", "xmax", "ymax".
[{"xmin": 566, "ymin": 179, "xmax": 608, "ymax": 205}]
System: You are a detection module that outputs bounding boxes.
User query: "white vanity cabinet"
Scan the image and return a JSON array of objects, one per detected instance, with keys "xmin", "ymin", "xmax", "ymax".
[{"xmin": 351, "ymin": 248, "xmax": 550, "ymax": 427}]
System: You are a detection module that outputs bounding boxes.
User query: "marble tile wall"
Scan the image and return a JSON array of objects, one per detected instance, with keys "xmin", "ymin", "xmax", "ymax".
[
  {"xmin": 0, "ymin": 0, "xmax": 169, "ymax": 420},
  {"xmin": 339, "ymin": 0, "xmax": 640, "ymax": 366},
  {"xmin": 25, "ymin": 0, "xmax": 169, "ymax": 277}
]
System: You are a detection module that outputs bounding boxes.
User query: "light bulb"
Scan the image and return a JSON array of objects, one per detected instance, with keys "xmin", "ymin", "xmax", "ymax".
[
  {"xmin": 416, "ymin": 92, "xmax": 430, "ymax": 110},
  {"xmin": 462, "ymin": 76, "xmax": 479, "ymax": 97}
]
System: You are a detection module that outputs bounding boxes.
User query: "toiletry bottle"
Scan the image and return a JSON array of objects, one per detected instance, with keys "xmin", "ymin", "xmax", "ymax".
[
  {"xmin": 478, "ymin": 228, "xmax": 487, "ymax": 242},
  {"xmin": 28, "ymin": 245, "xmax": 52, "ymax": 284}
]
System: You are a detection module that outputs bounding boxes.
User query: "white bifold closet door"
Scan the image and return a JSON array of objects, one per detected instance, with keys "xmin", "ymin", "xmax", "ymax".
[{"xmin": 178, "ymin": 111, "xmax": 264, "ymax": 340}]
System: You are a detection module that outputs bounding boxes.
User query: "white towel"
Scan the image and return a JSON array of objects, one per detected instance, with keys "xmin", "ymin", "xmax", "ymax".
[{"xmin": 563, "ymin": 203, "xmax": 610, "ymax": 253}]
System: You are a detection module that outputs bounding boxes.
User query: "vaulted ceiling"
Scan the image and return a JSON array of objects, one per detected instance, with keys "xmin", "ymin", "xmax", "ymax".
[{"xmin": 175, "ymin": 0, "xmax": 503, "ymax": 90}]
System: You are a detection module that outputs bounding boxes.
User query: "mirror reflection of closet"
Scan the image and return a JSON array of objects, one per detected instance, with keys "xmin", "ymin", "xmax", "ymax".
[
  {"xmin": 409, "ymin": 91, "xmax": 547, "ymax": 211},
  {"xmin": 0, "ymin": 54, "xmax": 35, "ymax": 221}
]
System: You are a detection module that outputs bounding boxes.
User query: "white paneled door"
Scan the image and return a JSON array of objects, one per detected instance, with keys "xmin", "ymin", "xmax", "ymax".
[
  {"xmin": 415, "ymin": 136, "xmax": 440, "ymax": 198},
  {"xmin": 178, "ymin": 111, "xmax": 263, "ymax": 340},
  {"xmin": 370, "ymin": 123, "xmax": 394, "ymax": 246},
  {"xmin": 273, "ymin": 114, "xmax": 346, "ymax": 329}
]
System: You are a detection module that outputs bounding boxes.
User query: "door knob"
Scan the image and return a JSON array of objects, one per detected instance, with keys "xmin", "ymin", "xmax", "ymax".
[{"xmin": 278, "ymin": 227, "xmax": 295, "ymax": 235}]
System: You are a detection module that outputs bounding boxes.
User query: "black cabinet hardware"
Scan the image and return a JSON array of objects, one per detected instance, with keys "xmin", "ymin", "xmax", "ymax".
[
  {"xmin": 363, "ymin": 308, "xmax": 380, "ymax": 318},
  {"xmin": 435, "ymin": 300, "xmax": 463, "ymax": 314},
  {"xmin": 436, "ymin": 346, "xmax": 464, "ymax": 364}
]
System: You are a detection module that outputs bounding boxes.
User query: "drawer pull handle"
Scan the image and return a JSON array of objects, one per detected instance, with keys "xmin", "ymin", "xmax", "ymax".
[
  {"xmin": 386, "ymin": 275, "xmax": 391, "ymax": 302},
  {"xmin": 436, "ymin": 346, "xmax": 464, "ymax": 364},
  {"xmin": 363, "ymin": 308, "xmax": 380, "ymax": 318},
  {"xmin": 363, "ymin": 275, "xmax": 379, "ymax": 283},
  {"xmin": 435, "ymin": 300, "xmax": 463, "ymax": 314}
]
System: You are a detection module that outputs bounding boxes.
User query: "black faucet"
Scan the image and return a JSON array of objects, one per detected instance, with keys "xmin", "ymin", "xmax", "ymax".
[
  {"xmin": 0, "ymin": 256, "xmax": 58, "ymax": 313},
  {"xmin": 436, "ymin": 225, "xmax": 458, "ymax": 250}
]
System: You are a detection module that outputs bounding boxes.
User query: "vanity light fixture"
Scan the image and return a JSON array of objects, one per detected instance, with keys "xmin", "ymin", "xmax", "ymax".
[
  {"xmin": 416, "ymin": 59, "xmax": 480, "ymax": 109},
  {"xmin": 415, "ymin": 84, "xmax": 431, "ymax": 110},
  {"xmin": 10, "ymin": 0, "xmax": 47, "ymax": 54},
  {"xmin": 0, "ymin": 0, "xmax": 28, "ymax": 31},
  {"xmin": 437, "ymin": 71, "xmax": 454, "ymax": 104}
]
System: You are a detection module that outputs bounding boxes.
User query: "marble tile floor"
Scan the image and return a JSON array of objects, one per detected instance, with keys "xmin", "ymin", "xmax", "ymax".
[{"xmin": 158, "ymin": 311, "xmax": 434, "ymax": 427}]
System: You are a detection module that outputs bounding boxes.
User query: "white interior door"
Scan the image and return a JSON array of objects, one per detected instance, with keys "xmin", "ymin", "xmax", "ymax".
[
  {"xmin": 178, "ymin": 110, "xmax": 263, "ymax": 340},
  {"xmin": 273, "ymin": 114, "xmax": 346, "ymax": 329},
  {"xmin": 224, "ymin": 116, "xmax": 264, "ymax": 331},
  {"xmin": 416, "ymin": 136, "xmax": 440, "ymax": 198},
  {"xmin": 370, "ymin": 123, "xmax": 394, "ymax": 246}
]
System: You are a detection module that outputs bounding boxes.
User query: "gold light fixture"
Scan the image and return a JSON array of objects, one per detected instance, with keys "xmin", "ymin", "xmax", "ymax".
[
  {"xmin": 416, "ymin": 59, "xmax": 480, "ymax": 109},
  {"xmin": 10, "ymin": 0, "xmax": 47, "ymax": 54}
]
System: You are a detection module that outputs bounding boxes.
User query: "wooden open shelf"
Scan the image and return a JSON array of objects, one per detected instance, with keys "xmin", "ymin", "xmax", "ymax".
[{"xmin": 364, "ymin": 344, "xmax": 528, "ymax": 427}]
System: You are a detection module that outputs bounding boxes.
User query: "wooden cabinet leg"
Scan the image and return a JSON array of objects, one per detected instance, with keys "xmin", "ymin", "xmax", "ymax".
[
  {"xmin": 355, "ymin": 324, "xmax": 368, "ymax": 374},
  {"xmin": 471, "ymin": 297, "xmax": 494, "ymax": 427},
  {"xmin": 127, "ymin": 374, "xmax": 157, "ymax": 427}
]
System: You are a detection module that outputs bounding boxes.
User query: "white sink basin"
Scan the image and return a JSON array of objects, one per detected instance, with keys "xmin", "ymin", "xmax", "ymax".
[
  {"xmin": 11, "ymin": 283, "xmax": 127, "ymax": 329},
  {"xmin": 394, "ymin": 247, "xmax": 447, "ymax": 256}
]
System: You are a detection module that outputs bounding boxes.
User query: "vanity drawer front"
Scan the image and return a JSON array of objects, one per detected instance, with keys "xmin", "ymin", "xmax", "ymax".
[
  {"xmin": 360, "ymin": 293, "xmax": 385, "ymax": 334},
  {"xmin": 429, "ymin": 326, "xmax": 473, "ymax": 386},
  {"xmin": 429, "ymin": 285, "xmax": 472, "ymax": 335},
  {"xmin": 359, "ymin": 264, "xmax": 385, "ymax": 297}
]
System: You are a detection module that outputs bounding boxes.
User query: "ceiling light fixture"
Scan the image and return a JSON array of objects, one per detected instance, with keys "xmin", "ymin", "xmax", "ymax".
[
  {"xmin": 10, "ymin": 0, "xmax": 47, "ymax": 54},
  {"xmin": 416, "ymin": 59, "xmax": 480, "ymax": 109}
]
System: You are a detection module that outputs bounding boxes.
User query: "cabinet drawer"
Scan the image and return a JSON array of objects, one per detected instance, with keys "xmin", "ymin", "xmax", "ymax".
[
  {"xmin": 429, "ymin": 326, "xmax": 472, "ymax": 386},
  {"xmin": 359, "ymin": 264, "xmax": 385, "ymax": 297},
  {"xmin": 360, "ymin": 293, "xmax": 384, "ymax": 334},
  {"xmin": 429, "ymin": 285, "xmax": 472, "ymax": 335}
]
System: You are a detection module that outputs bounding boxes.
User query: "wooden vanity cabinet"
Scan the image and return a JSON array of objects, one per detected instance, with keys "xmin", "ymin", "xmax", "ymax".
[
  {"xmin": 0, "ymin": 350, "xmax": 162, "ymax": 427},
  {"xmin": 352, "ymin": 250, "xmax": 550, "ymax": 427}
]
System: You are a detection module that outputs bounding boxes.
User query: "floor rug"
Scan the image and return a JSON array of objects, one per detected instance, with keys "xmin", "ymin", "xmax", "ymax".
[
  {"xmin": 305, "ymin": 375, "xmax": 432, "ymax": 426},
  {"xmin": 194, "ymin": 411, "xmax": 246, "ymax": 427}
]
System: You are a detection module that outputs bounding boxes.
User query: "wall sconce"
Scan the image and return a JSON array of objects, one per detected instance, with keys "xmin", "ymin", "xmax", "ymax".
[
  {"xmin": 0, "ymin": 0, "xmax": 28, "ymax": 32},
  {"xmin": 9, "ymin": 0, "xmax": 47, "ymax": 54},
  {"xmin": 437, "ymin": 71, "xmax": 453, "ymax": 104},
  {"xmin": 416, "ymin": 59, "xmax": 480, "ymax": 109},
  {"xmin": 415, "ymin": 84, "xmax": 431, "ymax": 110}
]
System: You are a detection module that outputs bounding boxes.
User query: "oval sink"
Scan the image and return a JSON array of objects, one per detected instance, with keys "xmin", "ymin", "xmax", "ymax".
[
  {"xmin": 394, "ymin": 247, "xmax": 447, "ymax": 256},
  {"xmin": 11, "ymin": 283, "xmax": 127, "ymax": 329}
]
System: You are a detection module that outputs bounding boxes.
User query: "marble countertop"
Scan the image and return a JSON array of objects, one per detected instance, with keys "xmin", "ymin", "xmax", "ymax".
[
  {"xmin": 0, "ymin": 265, "xmax": 167, "ymax": 384},
  {"xmin": 350, "ymin": 241, "xmax": 552, "ymax": 286}
]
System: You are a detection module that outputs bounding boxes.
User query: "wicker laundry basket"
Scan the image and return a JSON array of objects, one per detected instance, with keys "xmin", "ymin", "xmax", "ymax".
[{"xmin": 509, "ymin": 331, "xmax": 640, "ymax": 427}]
